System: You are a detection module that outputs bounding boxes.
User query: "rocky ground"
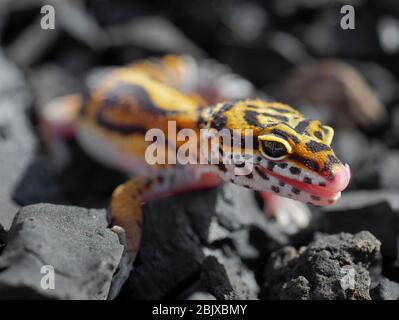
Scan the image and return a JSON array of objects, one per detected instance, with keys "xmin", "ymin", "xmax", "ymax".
[{"xmin": 0, "ymin": 0, "xmax": 399, "ymax": 300}]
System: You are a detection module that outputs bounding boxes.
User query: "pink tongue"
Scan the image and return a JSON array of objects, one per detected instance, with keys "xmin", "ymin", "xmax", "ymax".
[{"xmin": 262, "ymin": 163, "xmax": 351, "ymax": 199}]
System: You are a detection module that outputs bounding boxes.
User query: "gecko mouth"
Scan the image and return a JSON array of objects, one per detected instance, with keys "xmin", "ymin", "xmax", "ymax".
[{"xmin": 256, "ymin": 163, "xmax": 351, "ymax": 201}]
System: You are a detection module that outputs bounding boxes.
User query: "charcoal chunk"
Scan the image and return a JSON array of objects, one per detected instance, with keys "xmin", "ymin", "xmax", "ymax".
[{"xmin": 262, "ymin": 231, "xmax": 381, "ymax": 300}]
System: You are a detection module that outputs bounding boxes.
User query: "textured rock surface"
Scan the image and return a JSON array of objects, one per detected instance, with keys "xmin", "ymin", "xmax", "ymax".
[
  {"xmin": 318, "ymin": 192, "xmax": 399, "ymax": 260},
  {"xmin": 370, "ymin": 277, "xmax": 399, "ymax": 300},
  {"xmin": 0, "ymin": 52, "xmax": 35, "ymax": 230},
  {"xmin": 119, "ymin": 183, "xmax": 287, "ymax": 300},
  {"xmin": 262, "ymin": 231, "xmax": 381, "ymax": 300},
  {"xmin": 0, "ymin": 204, "xmax": 123, "ymax": 299}
]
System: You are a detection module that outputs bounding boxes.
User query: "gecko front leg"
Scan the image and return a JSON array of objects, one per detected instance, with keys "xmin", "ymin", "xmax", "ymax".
[{"xmin": 107, "ymin": 167, "xmax": 221, "ymax": 298}]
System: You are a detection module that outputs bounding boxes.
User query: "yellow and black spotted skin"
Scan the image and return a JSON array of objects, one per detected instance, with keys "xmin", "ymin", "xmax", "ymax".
[{"xmin": 73, "ymin": 55, "xmax": 350, "ymax": 207}]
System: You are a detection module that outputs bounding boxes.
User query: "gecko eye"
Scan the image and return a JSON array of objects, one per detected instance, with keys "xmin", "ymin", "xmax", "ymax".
[{"xmin": 258, "ymin": 135, "xmax": 292, "ymax": 161}]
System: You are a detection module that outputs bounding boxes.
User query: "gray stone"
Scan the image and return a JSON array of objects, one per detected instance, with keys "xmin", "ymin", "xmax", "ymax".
[
  {"xmin": 371, "ymin": 277, "xmax": 399, "ymax": 300},
  {"xmin": 0, "ymin": 71, "xmax": 35, "ymax": 229},
  {"xmin": 0, "ymin": 204, "xmax": 123, "ymax": 300},
  {"xmin": 0, "ymin": 51, "xmax": 36, "ymax": 230},
  {"xmin": 187, "ymin": 291, "xmax": 216, "ymax": 300},
  {"xmin": 263, "ymin": 231, "xmax": 381, "ymax": 300}
]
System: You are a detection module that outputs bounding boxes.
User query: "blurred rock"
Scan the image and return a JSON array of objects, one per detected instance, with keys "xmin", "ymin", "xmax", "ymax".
[
  {"xmin": 319, "ymin": 192, "xmax": 398, "ymax": 260},
  {"xmin": 377, "ymin": 16, "xmax": 399, "ymax": 55},
  {"xmin": 0, "ymin": 53, "xmax": 35, "ymax": 230},
  {"xmin": 5, "ymin": 17, "xmax": 60, "ymax": 67},
  {"xmin": 187, "ymin": 291, "xmax": 216, "ymax": 300},
  {"xmin": 303, "ymin": 6, "xmax": 381, "ymax": 59},
  {"xmin": 107, "ymin": 16, "xmax": 204, "ymax": 56},
  {"xmin": 29, "ymin": 64, "xmax": 85, "ymax": 109},
  {"xmin": 262, "ymin": 231, "xmax": 381, "ymax": 300},
  {"xmin": 279, "ymin": 59, "xmax": 387, "ymax": 128},
  {"xmin": 12, "ymin": 156, "xmax": 65, "ymax": 206},
  {"xmin": 333, "ymin": 130, "xmax": 388, "ymax": 190},
  {"xmin": 350, "ymin": 61, "xmax": 398, "ymax": 106},
  {"xmin": 370, "ymin": 277, "xmax": 399, "ymax": 300},
  {"xmin": 51, "ymin": 0, "xmax": 108, "ymax": 51},
  {"xmin": 0, "ymin": 204, "xmax": 123, "ymax": 299}
]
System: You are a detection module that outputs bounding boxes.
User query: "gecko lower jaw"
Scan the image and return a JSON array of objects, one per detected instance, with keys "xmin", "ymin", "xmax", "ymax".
[{"xmin": 256, "ymin": 163, "xmax": 351, "ymax": 202}]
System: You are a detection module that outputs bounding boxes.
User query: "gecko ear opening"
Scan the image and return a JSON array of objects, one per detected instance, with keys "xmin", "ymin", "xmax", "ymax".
[{"xmin": 322, "ymin": 125, "xmax": 334, "ymax": 145}]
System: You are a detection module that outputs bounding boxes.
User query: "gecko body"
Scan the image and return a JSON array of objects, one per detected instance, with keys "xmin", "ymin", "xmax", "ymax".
[{"xmin": 41, "ymin": 55, "xmax": 350, "ymax": 293}]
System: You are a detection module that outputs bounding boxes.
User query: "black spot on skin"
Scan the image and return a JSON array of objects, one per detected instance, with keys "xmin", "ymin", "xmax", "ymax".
[
  {"xmin": 268, "ymin": 106, "xmax": 292, "ymax": 114},
  {"xmin": 294, "ymin": 119, "xmax": 311, "ymax": 134},
  {"xmin": 230, "ymin": 179, "xmax": 235, "ymax": 183},
  {"xmin": 246, "ymin": 173, "xmax": 253, "ymax": 179},
  {"xmin": 246, "ymin": 104, "xmax": 260, "ymax": 110},
  {"xmin": 243, "ymin": 185, "xmax": 251, "ymax": 189},
  {"xmin": 279, "ymin": 181, "xmax": 285, "ymax": 187},
  {"xmin": 277, "ymin": 163, "xmax": 288, "ymax": 169},
  {"xmin": 271, "ymin": 129, "xmax": 300, "ymax": 144},
  {"xmin": 328, "ymin": 154, "xmax": 341, "ymax": 164},
  {"xmin": 289, "ymin": 166, "xmax": 301, "ymax": 175},
  {"xmin": 271, "ymin": 186, "xmax": 280, "ymax": 193},
  {"xmin": 244, "ymin": 110, "xmax": 261, "ymax": 126},
  {"xmin": 290, "ymin": 154, "xmax": 319, "ymax": 172},
  {"xmin": 218, "ymin": 162, "xmax": 227, "ymax": 172},
  {"xmin": 314, "ymin": 130, "xmax": 323, "ymax": 140},
  {"xmin": 268, "ymin": 162, "xmax": 276, "ymax": 171},
  {"xmin": 304, "ymin": 177, "xmax": 312, "ymax": 184},
  {"xmin": 97, "ymin": 119, "xmax": 148, "ymax": 135},
  {"xmin": 220, "ymin": 101, "xmax": 235, "ymax": 112},
  {"xmin": 305, "ymin": 140, "xmax": 331, "ymax": 153},
  {"xmin": 263, "ymin": 113, "xmax": 289, "ymax": 122},
  {"xmin": 322, "ymin": 154, "xmax": 342, "ymax": 179},
  {"xmin": 255, "ymin": 166, "xmax": 269, "ymax": 180},
  {"xmin": 292, "ymin": 187, "xmax": 300, "ymax": 194},
  {"xmin": 101, "ymin": 83, "xmax": 176, "ymax": 115},
  {"xmin": 210, "ymin": 113, "xmax": 227, "ymax": 130},
  {"xmin": 319, "ymin": 182, "xmax": 326, "ymax": 187},
  {"xmin": 311, "ymin": 195, "xmax": 321, "ymax": 201}
]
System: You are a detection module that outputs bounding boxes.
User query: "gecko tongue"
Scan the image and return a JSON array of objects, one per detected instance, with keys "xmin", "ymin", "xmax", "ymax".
[{"xmin": 260, "ymin": 163, "xmax": 351, "ymax": 199}]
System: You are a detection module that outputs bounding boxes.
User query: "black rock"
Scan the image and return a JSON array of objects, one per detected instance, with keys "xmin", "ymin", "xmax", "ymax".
[
  {"xmin": 370, "ymin": 277, "xmax": 399, "ymax": 300},
  {"xmin": 319, "ymin": 191, "xmax": 398, "ymax": 260},
  {"xmin": 0, "ymin": 204, "xmax": 123, "ymax": 299},
  {"xmin": 333, "ymin": 129, "xmax": 387, "ymax": 190},
  {"xmin": 13, "ymin": 156, "xmax": 65, "ymax": 206},
  {"xmin": 119, "ymin": 183, "xmax": 285, "ymax": 300},
  {"xmin": 198, "ymin": 255, "xmax": 256, "ymax": 300},
  {"xmin": 262, "ymin": 231, "xmax": 381, "ymax": 300}
]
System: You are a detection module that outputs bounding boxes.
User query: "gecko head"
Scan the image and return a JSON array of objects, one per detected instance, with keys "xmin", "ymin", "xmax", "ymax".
[{"xmin": 204, "ymin": 99, "xmax": 351, "ymax": 206}]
